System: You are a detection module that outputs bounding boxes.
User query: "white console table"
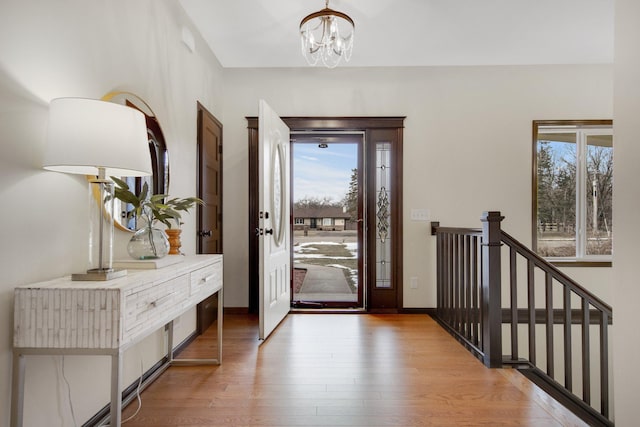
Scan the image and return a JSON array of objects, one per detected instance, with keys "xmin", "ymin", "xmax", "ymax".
[{"xmin": 11, "ymin": 254, "xmax": 223, "ymax": 427}]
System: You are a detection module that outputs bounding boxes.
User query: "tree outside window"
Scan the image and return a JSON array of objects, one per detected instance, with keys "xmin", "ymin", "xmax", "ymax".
[
  {"xmin": 533, "ymin": 120, "xmax": 613, "ymax": 263},
  {"xmin": 342, "ymin": 168, "xmax": 358, "ymax": 222}
]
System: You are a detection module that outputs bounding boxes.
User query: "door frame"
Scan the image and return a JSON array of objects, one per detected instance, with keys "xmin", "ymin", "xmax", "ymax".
[{"xmin": 247, "ymin": 117, "xmax": 405, "ymax": 313}]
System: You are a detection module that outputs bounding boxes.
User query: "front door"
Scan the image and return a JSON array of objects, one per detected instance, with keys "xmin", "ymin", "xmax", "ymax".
[
  {"xmin": 258, "ymin": 100, "xmax": 291, "ymax": 340},
  {"xmin": 247, "ymin": 117, "xmax": 405, "ymax": 313}
]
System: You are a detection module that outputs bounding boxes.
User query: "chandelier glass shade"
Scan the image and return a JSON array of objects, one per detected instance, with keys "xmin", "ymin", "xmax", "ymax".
[{"xmin": 300, "ymin": 0, "xmax": 354, "ymax": 68}]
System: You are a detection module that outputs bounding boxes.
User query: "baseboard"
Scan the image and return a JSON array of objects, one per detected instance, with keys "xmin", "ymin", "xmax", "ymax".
[
  {"xmin": 367, "ymin": 308, "xmax": 399, "ymax": 314},
  {"xmin": 226, "ymin": 307, "xmax": 433, "ymax": 315},
  {"xmin": 224, "ymin": 307, "xmax": 249, "ymax": 315},
  {"xmin": 290, "ymin": 307, "xmax": 366, "ymax": 314},
  {"xmin": 82, "ymin": 330, "xmax": 199, "ymax": 427},
  {"xmin": 82, "ymin": 359, "xmax": 166, "ymax": 427},
  {"xmin": 172, "ymin": 330, "xmax": 199, "ymax": 357},
  {"xmin": 399, "ymin": 307, "xmax": 436, "ymax": 315}
]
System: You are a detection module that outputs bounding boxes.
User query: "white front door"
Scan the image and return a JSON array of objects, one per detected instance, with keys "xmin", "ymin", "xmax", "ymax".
[{"xmin": 258, "ymin": 100, "xmax": 291, "ymax": 340}]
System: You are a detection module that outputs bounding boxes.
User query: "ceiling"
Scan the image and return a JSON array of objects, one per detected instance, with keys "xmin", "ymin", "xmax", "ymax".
[{"xmin": 178, "ymin": 0, "xmax": 614, "ymax": 69}]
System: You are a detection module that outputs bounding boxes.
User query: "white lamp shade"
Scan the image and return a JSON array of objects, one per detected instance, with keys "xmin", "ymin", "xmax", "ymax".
[{"xmin": 43, "ymin": 97, "xmax": 153, "ymax": 177}]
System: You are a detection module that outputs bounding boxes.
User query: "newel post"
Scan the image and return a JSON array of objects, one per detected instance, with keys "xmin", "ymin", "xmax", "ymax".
[{"xmin": 481, "ymin": 211, "xmax": 504, "ymax": 368}]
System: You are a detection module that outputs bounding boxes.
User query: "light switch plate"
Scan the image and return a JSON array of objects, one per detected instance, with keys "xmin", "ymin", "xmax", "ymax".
[{"xmin": 410, "ymin": 209, "xmax": 430, "ymax": 221}]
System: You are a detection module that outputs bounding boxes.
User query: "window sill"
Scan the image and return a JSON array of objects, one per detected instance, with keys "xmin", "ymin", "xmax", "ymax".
[{"xmin": 547, "ymin": 259, "xmax": 612, "ymax": 268}]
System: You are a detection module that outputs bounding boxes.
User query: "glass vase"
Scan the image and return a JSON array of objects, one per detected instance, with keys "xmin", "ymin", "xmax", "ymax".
[{"xmin": 127, "ymin": 225, "xmax": 169, "ymax": 260}]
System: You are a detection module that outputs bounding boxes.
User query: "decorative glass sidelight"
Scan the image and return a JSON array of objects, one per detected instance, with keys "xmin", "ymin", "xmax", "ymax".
[{"xmin": 375, "ymin": 143, "xmax": 392, "ymax": 288}]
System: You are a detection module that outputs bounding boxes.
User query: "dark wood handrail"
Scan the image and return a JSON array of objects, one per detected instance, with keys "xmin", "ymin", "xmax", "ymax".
[{"xmin": 433, "ymin": 226, "xmax": 481, "ymax": 235}]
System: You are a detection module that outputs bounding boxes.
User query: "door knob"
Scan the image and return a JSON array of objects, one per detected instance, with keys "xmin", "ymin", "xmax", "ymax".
[
  {"xmin": 198, "ymin": 230, "xmax": 212, "ymax": 237},
  {"xmin": 264, "ymin": 228, "xmax": 274, "ymax": 235}
]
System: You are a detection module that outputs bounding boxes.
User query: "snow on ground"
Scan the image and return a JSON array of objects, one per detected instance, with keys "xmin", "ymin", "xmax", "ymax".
[
  {"xmin": 294, "ymin": 241, "xmax": 359, "ymax": 288},
  {"xmin": 294, "ymin": 241, "xmax": 358, "ymax": 258}
]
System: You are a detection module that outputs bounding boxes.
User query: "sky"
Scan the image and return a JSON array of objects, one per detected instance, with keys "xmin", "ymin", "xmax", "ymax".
[{"xmin": 293, "ymin": 142, "xmax": 357, "ymax": 203}]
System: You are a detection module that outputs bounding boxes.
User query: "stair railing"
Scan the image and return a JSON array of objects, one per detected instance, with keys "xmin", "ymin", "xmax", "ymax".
[{"xmin": 432, "ymin": 211, "xmax": 613, "ymax": 426}]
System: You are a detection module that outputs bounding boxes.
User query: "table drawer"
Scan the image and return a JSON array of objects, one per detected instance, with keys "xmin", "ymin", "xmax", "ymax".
[
  {"xmin": 190, "ymin": 260, "xmax": 222, "ymax": 297},
  {"xmin": 124, "ymin": 274, "xmax": 189, "ymax": 333}
]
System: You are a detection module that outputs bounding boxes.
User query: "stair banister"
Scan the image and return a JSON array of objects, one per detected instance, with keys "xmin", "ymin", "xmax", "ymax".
[{"xmin": 480, "ymin": 211, "xmax": 504, "ymax": 368}]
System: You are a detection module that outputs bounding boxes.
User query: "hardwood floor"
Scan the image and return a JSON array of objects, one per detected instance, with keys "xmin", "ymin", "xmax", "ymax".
[{"xmin": 122, "ymin": 314, "xmax": 586, "ymax": 426}]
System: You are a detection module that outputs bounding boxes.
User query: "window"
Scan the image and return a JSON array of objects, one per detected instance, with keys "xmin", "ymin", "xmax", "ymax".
[
  {"xmin": 294, "ymin": 217, "xmax": 305, "ymax": 225},
  {"xmin": 533, "ymin": 120, "xmax": 613, "ymax": 264},
  {"xmin": 376, "ymin": 142, "xmax": 392, "ymax": 287}
]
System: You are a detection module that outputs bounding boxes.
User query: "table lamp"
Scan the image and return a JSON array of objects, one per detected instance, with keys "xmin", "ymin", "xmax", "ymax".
[{"xmin": 43, "ymin": 97, "xmax": 152, "ymax": 280}]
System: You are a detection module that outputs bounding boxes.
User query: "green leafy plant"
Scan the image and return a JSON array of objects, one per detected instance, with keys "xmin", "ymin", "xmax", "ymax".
[{"xmin": 112, "ymin": 176, "xmax": 203, "ymax": 229}]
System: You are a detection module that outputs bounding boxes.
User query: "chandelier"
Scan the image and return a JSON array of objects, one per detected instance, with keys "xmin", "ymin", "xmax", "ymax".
[{"xmin": 299, "ymin": 0, "xmax": 355, "ymax": 68}]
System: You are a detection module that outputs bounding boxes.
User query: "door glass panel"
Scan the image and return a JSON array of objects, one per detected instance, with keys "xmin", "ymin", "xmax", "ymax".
[
  {"xmin": 376, "ymin": 142, "xmax": 392, "ymax": 288},
  {"xmin": 292, "ymin": 139, "xmax": 360, "ymax": 305},
  {"xmin": 585, "ymin": 134, "xmax": 613, "ymax": 256}
]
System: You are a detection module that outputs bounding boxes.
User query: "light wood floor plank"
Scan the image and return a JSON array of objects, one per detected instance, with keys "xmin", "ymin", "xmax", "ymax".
[{"xmin": 123, "ymin": 313, "xmax": 586, "ymax": 426}]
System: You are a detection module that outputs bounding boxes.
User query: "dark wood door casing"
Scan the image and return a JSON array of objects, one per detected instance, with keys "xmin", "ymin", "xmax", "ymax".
[
  {"xmin": 366, "ymin": 127, "xmax": 404, "ymax": 311},
  {"xmin": 247, "ymin": 117, "xmax": 405, "ymax": 312}
]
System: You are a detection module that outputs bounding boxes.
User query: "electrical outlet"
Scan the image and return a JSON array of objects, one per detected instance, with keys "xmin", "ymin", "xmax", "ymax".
[
  {"xmin": 410, "ymin": 209, "xmax": 430, "ymax": 221},
  {"xmin": 410, "ymin": 277, "xmax": 418, "ymax": 289}
]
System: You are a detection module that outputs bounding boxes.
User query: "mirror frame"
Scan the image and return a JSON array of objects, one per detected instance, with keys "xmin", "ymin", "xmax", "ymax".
[{"xmin": 101, "ymin": 91, "xmax": 170, "ymax": 231}]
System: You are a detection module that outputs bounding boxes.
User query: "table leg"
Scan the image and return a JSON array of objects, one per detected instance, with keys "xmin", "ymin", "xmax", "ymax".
[
  {"xmin": 217, "ymin": 288, "xmax": 223, "ymax": 363},
  {"xmin": 167, "ymin": 321, "xmax": 174, "ymax": 363},
  {"xmin": 110, "ymin": 351, "xmax": 122, "ymax": 426},
  {"xmin": 10, "ymin": 350, "xmax": 25, "ymax": 427}
]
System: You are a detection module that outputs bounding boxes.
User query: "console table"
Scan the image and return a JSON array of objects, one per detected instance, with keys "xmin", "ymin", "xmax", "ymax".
[{"xmin": 11, "ymin": 254, "xmax": 223, "ymax": 427}]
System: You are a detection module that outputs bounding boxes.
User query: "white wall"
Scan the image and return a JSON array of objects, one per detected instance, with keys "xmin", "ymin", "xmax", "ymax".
[
  {"xmin": 0, "ymin": 1, "xmax": 223, "ymax": 425},
  {"xmin": 613, "ymin": 0, "xmax": 640, "ymax": 425},
  {"xmin": 221, "ymin": 65, "xmax": 613, "ymax": 308}
]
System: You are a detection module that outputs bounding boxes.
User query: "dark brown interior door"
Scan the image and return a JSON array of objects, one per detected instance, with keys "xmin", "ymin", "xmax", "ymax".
[
  {"xmin": 197, "ymin": 102, "xmax": 223, "ymax": 254},
  {"xmin": 196, "ymin": 103, "xmax": 223, "ymax": 334}
]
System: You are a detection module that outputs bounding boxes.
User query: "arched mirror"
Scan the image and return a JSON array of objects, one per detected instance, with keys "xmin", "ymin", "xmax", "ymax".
[{"xmin": 102, "ymin": 92, "xmax": 170, "ymax": 231}]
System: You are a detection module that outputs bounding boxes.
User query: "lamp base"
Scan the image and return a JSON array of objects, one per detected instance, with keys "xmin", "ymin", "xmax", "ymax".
[{"xmin": 71, "ymin": 269, "xmax": 127, "ymax": 281}]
